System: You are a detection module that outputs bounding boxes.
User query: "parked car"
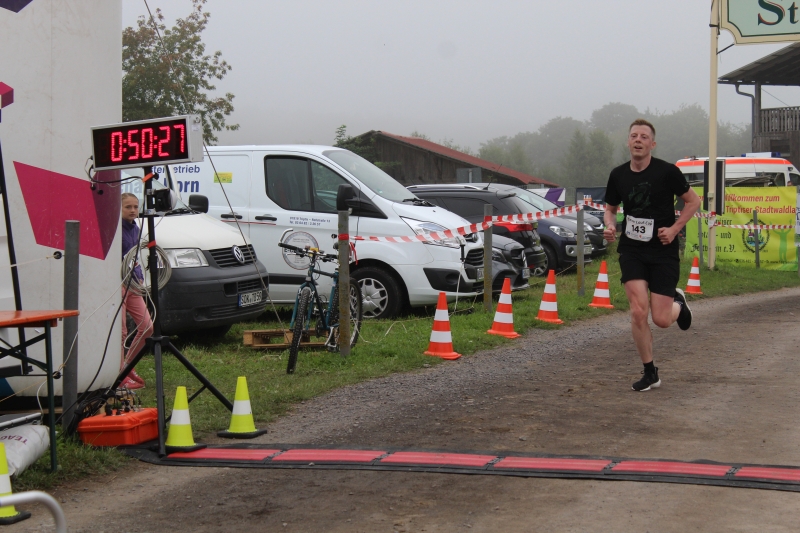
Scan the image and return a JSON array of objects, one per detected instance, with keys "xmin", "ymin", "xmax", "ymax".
[
  {"xmin": 153, "ymin": 146, "xmax": 485, "ymax": 320},
  {"xmin": 489, "ymin": 234, "xmax": 530, "ymax": 292},
  {"xmin": 407, "ymin": 184, "xmax": 591, "ymax": 273},
  {"xmin": 508, "ymin": 186, "xmax": 608, "ymax": 259},
  {"xmin": 120, "ymin": 176, "xmax": 269, "ymax": 337}
]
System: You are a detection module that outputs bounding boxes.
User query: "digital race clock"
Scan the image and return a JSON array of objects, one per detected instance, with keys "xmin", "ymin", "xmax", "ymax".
[{"xmin": 91, "ymin": 114, "xmax": 204, "ymax": 171}]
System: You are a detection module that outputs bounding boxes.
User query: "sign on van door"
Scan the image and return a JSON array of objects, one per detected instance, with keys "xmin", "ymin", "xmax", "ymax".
[{"xmin": 156, "ymin": 155, "xmax": 252, "ymax": 235}]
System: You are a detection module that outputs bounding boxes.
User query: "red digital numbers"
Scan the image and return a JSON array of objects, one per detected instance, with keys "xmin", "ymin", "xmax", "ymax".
[
  {"xmin": 174, "ymin": 124, "xmax": 185, "ymax": 153},
  {"xmin": 141, "ymin": 128, "xmax": 154, "ymax": 158},
  {"xmin": 93, "ymin": 117, "xmax": 193, "ymax": 170},
  {"xmin": 110, "ymin": 131, "xmax": 124, "ymax": 162},
  {"xmin": 158, "ymin": 126, "xmax": 171, "ymax": 156}
]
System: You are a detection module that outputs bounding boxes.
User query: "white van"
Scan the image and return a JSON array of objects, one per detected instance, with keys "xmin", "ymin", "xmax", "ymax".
[
  {"xmin": 676, "ymin": 154, "xmax": 800, "ymax": 187},
  {"xmin": 154, "ymin": 146, "xmax": 485, "ymax": 319},
  {"xmin": 120, "ymin": 177, "xmax": 268, "ymax": 336}
]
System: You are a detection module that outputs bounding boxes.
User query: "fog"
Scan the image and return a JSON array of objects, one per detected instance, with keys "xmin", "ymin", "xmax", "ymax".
[{"xmin": 122, "ymin": 0, "xmax": 800, "ymax": 150}]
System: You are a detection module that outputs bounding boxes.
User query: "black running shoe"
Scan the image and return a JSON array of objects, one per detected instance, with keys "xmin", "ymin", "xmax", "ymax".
[
  {"xmin": 674, "ymin": 288, "xmax": 692, "ymax": 331},
  {"xmin": 632, "ymin": 367, "xmax": 660, "ymax": 391}
]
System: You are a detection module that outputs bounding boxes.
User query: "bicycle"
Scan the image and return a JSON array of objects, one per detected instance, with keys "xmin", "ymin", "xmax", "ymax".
[{"xmin": 278, "ymin": 241, "xmax": 363, "ymax": 374}]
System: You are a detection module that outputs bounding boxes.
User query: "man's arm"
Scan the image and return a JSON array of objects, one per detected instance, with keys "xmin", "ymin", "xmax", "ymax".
[
  {"xmin": 657, "ymin": 188, "xmax": 701, "ymax": 245},
  {"xmin": 603, "ymin": 205, "xmax": 618, "ymax": 243}
]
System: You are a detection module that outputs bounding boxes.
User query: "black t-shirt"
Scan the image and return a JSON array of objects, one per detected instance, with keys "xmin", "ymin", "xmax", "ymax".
[{"xmin": 605, "ymin": 157, "xmax": 690, "ymax": 254}]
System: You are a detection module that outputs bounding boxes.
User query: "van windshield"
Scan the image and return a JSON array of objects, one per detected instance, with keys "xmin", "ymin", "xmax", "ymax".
[{"xmin": 323, "ymin": 149, "xmax": 414, "ymax": 203}]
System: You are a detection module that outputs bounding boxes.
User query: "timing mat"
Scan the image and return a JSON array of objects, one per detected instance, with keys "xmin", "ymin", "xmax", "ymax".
[{"xmin": 123, "ymin": 443, "xmax": 800, "ymax": 492}]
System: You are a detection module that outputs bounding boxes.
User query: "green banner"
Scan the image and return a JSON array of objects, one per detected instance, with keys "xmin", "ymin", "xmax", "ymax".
[{"xmin": 685, "ymin": 186, "xmax": 797, "ymax": 271}]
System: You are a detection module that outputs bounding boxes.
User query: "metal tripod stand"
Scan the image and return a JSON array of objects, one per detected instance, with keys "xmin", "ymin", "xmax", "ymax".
[{"xmin": 114, "ymin": 167, "xmax": 232, "ymax": 456}]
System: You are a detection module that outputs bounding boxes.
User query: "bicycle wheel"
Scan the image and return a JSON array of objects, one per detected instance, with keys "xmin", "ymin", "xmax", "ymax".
[
  {"xmin": 288, "ymin": 287, "xmax": 313, "ymax": 374},
  {"xmin": 330, "ymin": 277, "xmax": 363, "ymax": 350}
]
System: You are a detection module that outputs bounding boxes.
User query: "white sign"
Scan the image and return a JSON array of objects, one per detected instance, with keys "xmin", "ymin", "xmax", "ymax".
[{"xmin": 721, "ymin": 0, "xmax": 800, "ymax": 44}]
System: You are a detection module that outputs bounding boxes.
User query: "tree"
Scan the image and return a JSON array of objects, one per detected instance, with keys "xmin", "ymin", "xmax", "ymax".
[
  {"xmin": 561, "ymin": 129, "xmax": 615, "ymax": 187},
  {"xmin": 122, "ymin": 0, "xmax": 238, "ymax": 144}
]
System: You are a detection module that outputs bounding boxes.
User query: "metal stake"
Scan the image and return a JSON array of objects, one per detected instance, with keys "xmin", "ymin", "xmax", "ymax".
[
  {"xmin": 753, "ymin": 210, "xmax": 760, "ymax": 269},
  {"xmin": 61, "ymin": 221, "xmax": 80, "ymax": 432}
]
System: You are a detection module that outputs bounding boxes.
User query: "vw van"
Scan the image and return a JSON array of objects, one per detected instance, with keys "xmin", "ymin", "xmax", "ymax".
[{"xmin": 120, "ymin": 176, "xmax": 268, "ymax": 336}]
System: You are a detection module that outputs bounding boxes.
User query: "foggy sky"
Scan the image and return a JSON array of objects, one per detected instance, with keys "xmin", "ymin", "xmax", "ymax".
[{"xmin": 122, "ymin": 0, "xmax": 800, "ymax": 150}]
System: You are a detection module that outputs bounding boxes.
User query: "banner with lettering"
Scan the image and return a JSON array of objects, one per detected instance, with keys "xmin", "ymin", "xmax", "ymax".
[{"xmin": 685, "ymin": 186, "xmax": 797, "ymax": 271}]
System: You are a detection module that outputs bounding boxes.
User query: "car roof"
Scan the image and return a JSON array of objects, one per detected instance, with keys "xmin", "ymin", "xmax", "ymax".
[{"xmin": 206, "ymin": 145, "xmax": 343, "ymax": 157}]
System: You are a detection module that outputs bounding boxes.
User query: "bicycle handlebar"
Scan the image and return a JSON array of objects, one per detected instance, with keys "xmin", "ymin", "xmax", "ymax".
[{"xmin": 278, "ymin": 242, "xmax": 337, "ymax": 262}]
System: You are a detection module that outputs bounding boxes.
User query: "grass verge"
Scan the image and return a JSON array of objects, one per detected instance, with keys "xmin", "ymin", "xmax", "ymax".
[{"xmin": 14, "ymin": 244, "xmax": 800, "ymax": 489}]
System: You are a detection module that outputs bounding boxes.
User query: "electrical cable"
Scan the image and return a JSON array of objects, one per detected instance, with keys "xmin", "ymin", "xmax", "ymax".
[{"xmin": 142, "ymin": 0, "xmax": 276, "ymax": 331}]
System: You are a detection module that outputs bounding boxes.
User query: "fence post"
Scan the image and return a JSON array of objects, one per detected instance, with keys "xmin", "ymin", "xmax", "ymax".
[
  {"xmin": 61, "ymin": 221, "xmax": 79, "ymax": 432},
  {"xmin": 753, "ymin": 209, "xmax": 760, "ymax": 269},
  {"xmin": 576, "ymin": 208, "xmax": 585, "ymax": 296},
  {"xmin": 338, "ymin": 209, "xmax": 351, "ymax": 357},
  {"xmin": 483, "ymin": 204, "xmax": 493, "ymax": 312},
  {"xmin": 698, "ymin": 217, "xmax": 704, "ymax": 268}
]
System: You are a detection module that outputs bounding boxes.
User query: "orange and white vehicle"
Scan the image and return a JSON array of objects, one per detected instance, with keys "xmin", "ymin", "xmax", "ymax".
[{"xmin": 676, "ymin": 153, "xmax": 800, "ymax": 187}]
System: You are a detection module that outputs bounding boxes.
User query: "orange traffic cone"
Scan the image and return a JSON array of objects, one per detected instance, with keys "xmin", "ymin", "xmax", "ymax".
[
  {"xmin": 424, "ymin": 292, "xmax": 461, "ymax": 360},
  {"xmin": 487, "ymin": 278, "xmax": 521, "ymax": 339},
  {"xmin": 536, "ymin": 270, "xmax": 564, "ymax": 324},
  {"xmin": 686, "ymin": 257, "xmax": 702, "ymax": 294},
  {"xmin": 588, "ymin": 260, "xmax": 614, "ymax": 309}
]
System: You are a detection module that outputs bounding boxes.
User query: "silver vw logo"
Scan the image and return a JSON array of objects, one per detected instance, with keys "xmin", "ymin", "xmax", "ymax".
[{"xmin": 232, "ymin": 245, "xmax": 246, "ymax": 264}]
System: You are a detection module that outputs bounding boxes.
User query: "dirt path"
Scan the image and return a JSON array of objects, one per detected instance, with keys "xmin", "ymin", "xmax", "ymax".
[{"xmin": 14, "ymin": 287, "xmax": 800, "ymax": 532}]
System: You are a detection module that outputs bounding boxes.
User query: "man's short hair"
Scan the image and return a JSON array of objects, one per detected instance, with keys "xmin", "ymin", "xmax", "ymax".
[{"xmin": 629, "ymin": 118, "xmax": 655, "ymax": 138}]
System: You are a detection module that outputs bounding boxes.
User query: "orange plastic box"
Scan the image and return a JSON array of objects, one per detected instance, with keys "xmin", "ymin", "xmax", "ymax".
[{"xmin": 77, "ymin": 407, "xmax": 159, "ymax": 447}]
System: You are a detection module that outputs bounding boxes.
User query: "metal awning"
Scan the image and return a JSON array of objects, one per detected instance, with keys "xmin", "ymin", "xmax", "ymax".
[{"xmin": 718, "ymin": 42, "xmax": 800, "ymax": 86}]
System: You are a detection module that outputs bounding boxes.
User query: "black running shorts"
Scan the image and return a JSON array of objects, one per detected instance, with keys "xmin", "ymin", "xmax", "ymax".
[{"xmin": 618, "ymin": 250, "xmax": 680, "ymax": 297}]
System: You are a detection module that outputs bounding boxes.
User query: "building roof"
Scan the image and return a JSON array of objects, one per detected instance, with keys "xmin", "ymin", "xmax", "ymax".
[
  {"xmin": 367, "ymin": 130, "xmax": 559, "ymax": 187},
  {"xmin": 718, "ymin": 42, "xmax": 800, "ymax": 86}
]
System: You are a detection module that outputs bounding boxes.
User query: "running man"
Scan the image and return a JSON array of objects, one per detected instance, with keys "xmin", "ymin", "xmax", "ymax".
[{"xmin": 603, "ymin": 119, "xmax": 701, "ymax": 391}]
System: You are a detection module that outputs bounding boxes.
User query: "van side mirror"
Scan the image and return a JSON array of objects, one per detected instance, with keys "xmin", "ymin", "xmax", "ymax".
[
  {"xmin": 188, "ymin": 194, "xmax": 209, "ymax": 213},
  {"xmin": 336, "ymin": 184, "xmax": 355, "ymax": 211}
]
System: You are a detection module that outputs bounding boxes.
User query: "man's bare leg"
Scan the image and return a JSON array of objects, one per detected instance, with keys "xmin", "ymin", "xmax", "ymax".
[
  {"xmin": 650, "ymin": 292, "xmax": 680, "ymax": 329},
  {"xmin": 624, "ymin": 280, "xmax": 653, "ymax": 364}
]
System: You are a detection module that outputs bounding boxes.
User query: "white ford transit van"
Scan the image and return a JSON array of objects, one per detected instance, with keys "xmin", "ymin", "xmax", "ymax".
[
  {"xmin": 120, "ymin": 177, "xmax": 268, "ymax": 336},
  {"xmin": 154, "ymin": 146, "xmax": 485, "ymax": 319}
]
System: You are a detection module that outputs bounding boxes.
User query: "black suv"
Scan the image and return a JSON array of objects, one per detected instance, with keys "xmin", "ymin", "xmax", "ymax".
[{"xmin": 408, "ymin": 184, "xmax": 592, "ymax": 273}]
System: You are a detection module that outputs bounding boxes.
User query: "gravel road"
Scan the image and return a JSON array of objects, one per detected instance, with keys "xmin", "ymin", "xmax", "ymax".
[{"xmin": 13, "ymin": 286, "xmax": 800, "ymax": 532}]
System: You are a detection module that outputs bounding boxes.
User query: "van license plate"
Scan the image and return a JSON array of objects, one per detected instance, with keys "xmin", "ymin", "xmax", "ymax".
[
  {"xmin": 476, "ymin": 268, "xmax": 484, "ymax": 281},
  {"xmin": 238, "ymin": 290, "xmax": 263, "ymax": 307},
  {"xmin": 522, "ymin": 268, "xmax": 530, "ymax": 279}
]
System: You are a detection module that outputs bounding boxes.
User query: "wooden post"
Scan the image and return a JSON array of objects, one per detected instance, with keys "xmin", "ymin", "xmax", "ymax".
[
  {"xmin": 338, "ymin": 209, "xmax": 351, "ymax": 357},
  {"xmin": 483, "ymin": 204, "xmax": 493, "ymax": 312},
  {"xmin": 576, "ymin": 208, "xmax": 585, "ymax": 296}
]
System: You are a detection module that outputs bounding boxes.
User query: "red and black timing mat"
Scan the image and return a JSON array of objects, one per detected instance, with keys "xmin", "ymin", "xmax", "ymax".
[{"xmin": 123, "ymin": 444, "xmax": 800, "ymax": 492}]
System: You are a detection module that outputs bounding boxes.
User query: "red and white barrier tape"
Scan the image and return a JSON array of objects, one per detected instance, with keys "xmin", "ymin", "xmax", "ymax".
[
  {"xmin": 342, "ymin": 206, "xmax": 580, "ymax": 243},
  {"xmin": 490, "ymin": 205, "xmax": 581, "ymax": 223},
  {"xmin": 346, "ymin": 221, "xmax": 491, "ymax": 243},
  {"xmin": 711, "ymin": 223, "xmax": 794, "ymax": 230}
]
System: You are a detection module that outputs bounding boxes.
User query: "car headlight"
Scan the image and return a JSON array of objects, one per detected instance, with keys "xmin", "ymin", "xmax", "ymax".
[
  {"xmin": 165, "ymin": 248, "xmax": 209, "ymax": 268},
  {"xmin": 401, "ymin": 218, "xmax": 464, "ymax": 248},
  {"xmin": 549, "ymin": 226, "xmax": 575, "ymax": 238},
  {"xmin": 491, "ymin": 249, "xmax": 507, "ymax": 263}
]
